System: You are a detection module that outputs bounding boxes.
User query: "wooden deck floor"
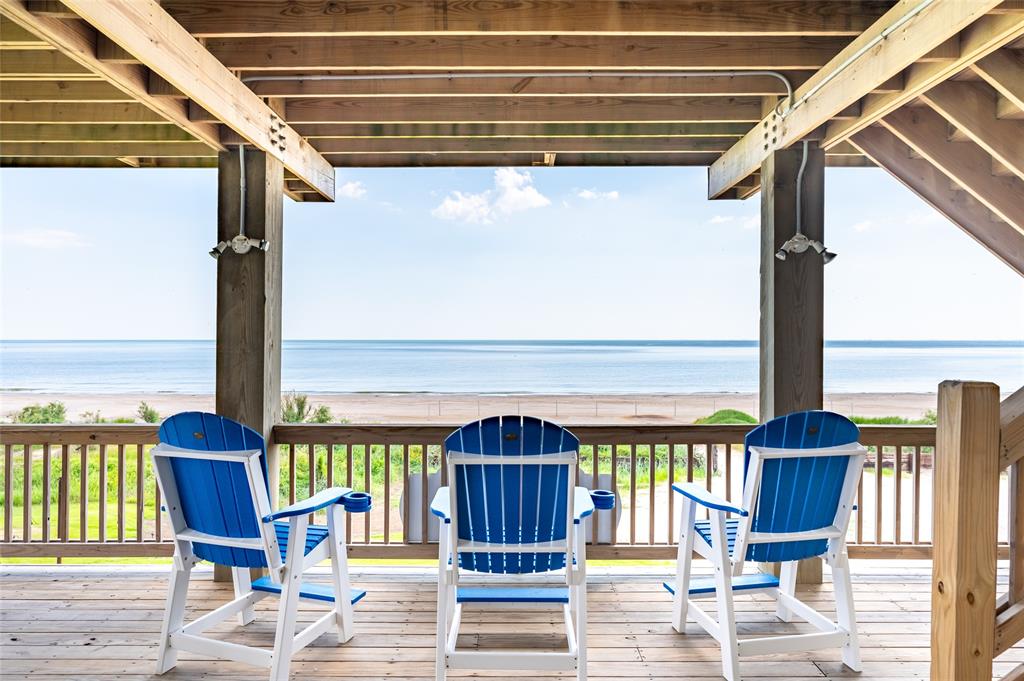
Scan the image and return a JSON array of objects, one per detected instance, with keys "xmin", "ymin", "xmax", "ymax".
[{"xmin": 1, "ymin": 564, "xmax": 1021, "ymax": 680}]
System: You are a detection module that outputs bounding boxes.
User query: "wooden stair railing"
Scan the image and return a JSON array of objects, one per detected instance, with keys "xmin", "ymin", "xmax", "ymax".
[{"xmin": 931, "ymin": 382, "xmax": 1024, "ymax": 680}]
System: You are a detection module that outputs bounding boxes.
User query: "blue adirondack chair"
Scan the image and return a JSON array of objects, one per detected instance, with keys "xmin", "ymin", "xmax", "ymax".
[
  {"xmin": 430, "ymin": 415, "xmax": 613, "ymax": 680},
  {"xmin": 151, "ymin": 412, "xmax": 371, "ymax": 681},
  {"xmin": 665, "ymin": 410, "xmax": 866, "ymax": 681}
]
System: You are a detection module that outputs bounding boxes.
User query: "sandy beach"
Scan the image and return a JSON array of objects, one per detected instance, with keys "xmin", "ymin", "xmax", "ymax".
[{"xmin": 0, "ymin": 391, "xmax": 940, "ymax": 424}]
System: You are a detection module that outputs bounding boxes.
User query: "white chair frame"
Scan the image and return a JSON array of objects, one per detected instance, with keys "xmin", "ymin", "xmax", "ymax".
[
  {"xmin": 671, "ymin": 443, "xmax": 867, "ymax": 681},
  {"xmin": 150, "ymin": 443, "xmax": 357, "ymax": 681},
  {"xmin": 434, "ymin": 450, "xmax": 591, "ymax": 680}
]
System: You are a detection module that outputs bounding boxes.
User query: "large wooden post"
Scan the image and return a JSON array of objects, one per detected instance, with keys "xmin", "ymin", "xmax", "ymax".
[
  {"xmin": 931, "ymin": 381, "xmax": 1000, "ymax": 680},
  {"xmin": 214, "ymin": 146, "xmax": 283, "ymax": 580},
  {"xmin": 758, "ymin": 141, "xmax": 825, "ymax": 584}
]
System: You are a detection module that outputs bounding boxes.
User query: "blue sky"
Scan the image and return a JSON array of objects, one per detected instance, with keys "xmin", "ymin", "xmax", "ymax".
[{"xmin": 1, "ymin": 165, "xmax": 1021, "ymax": 340}]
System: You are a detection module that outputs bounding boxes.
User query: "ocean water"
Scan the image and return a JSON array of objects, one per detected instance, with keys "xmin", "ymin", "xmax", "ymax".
[{"xmin": 0, "ymin": 340, "xmax": 1021, "ymax": 394}]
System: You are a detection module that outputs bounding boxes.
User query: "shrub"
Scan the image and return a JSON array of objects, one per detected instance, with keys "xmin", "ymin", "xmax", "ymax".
[
  {"xmin": 695, "ymin": 409, "xmax": 757, "ymax": 425},
  {"xmin": 308, "ymin": 405, "xmax": 333, "ymax": 424},
  {"xmin": 282, "ymin": 392, "xmax": 312, "ymax": 423},
  {"xmin": 137, "ymin": 401, "xmax": 160, "ymax": 423},
  {"xmin": 14, "ymin": 401, "xmax": 66, "ymax": 424}
]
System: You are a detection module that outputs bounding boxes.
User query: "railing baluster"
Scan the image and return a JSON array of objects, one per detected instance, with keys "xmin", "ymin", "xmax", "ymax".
[
  {"xmin": 58, "ymin": 445, "xmax": 70, "ymax": 545},
  {"xmin": 307, "ymin": 442, "xmax": 316, "ymax": 523},
  {"xmin": 345, "ymin": 444, "xmax": 353, "ymax": 544},
  {"xmin": 98, "ymin": 444, "xmax": 107, "ymax": 543},
  {"xmin": 364, "ymin": 444, "xmax": 371, "ymax": 543},
  {"xmin": 875, "ymin": 444, "xmax": 883, "ymax": 544},
  {"xmin": 154, "ymin": 465, "xmax": 161, "ymax": 543},
  {"xmin": 384, "ymin": 444, "xmax": 391, "ymax": 545},
  {"xmin": 41, "ymin": 443, "xmax": 50, "ymax": 543},
  {"xmin": 23, "ymin": 443, "xmax": 32, "ymax": 543},
  {"xmin": 725, "ymin": 442, "xmax": 733, "ymax": 502},
  {"xmin": 913, "ymin": 445, "xmax": 922, "ymax": 546},
  {"xmin": 591, "ymin": 445, "xmax": 598, "ymax": 546},
  {"xmin": 117, "ymin": 444, "xmax": 126, "ymax": 543},
  {"xmin": 288, "ymin": 444, "xmax": 296, "ymax": 505},
  {"xmin": 628, "ymin": 444, "xmax": 636, "ymax": 545},
  {"xmin": 3, "ymin": 444, "xmax": 11, "ymax": 542},
  {"xmin": 894, "ymin": 445, "xmax": 902, "ymax": 544},
  {"xmin": 80, "ymin": 444, "xmax": 88, "ymax": 542},
  {"xmin": 136, "ymin": 445, "xmax": 144, "ymax": 542},
  {"xmin": 856, "ymin": 463, "xmax": 863, "ymax": 546},
  {"xmin": 648, "ymin": 444, "xmax": 656, "ymax": 545},
  {"xmin": 667, "ymin": 443, "xmax": 675, "ymax": 545},
  {"xmin": 401, "ymin": 444, "xmax": 409, "ymax": 545},
  {"xmin": 421, "ymin": 445, "xmax": 428, "ymax": 545}
]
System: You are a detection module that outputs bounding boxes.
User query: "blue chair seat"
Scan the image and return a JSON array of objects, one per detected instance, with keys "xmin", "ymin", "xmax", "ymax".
[
  {"xmin": 457, "ymin": 586, "xmax": 570, "ymax": 604},
  {"xmin": 274, "ymin": 521, "xmax": 330, "ymax": 561},
  {"xmin": 663, "ymin": 573, "xmax": 780, "ymax": 597},
  {"xmin": 694, "ymin": 518, "xmax": 740, "ymax": 554}
]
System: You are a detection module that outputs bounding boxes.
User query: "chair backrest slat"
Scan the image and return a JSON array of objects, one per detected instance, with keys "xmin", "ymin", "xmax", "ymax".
[
  {"xmin": 743, "ymin": 411, "xmax": 861, "ymax": 563},
  {"xmin": 157, "ymin": 412, "xmax": 270, "ymax": 568},
  {"xmin": 445, "ymin": 415, "xmax": 579, "ymax": 575}
]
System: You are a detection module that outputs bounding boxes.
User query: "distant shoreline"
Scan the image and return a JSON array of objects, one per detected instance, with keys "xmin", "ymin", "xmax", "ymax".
[{"xmin": 0, "ymin": 391, "xmax": 943, "ymax": 425}]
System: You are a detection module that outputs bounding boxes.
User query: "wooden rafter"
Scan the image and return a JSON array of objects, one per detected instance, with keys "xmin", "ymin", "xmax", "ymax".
[
  {"xmin": 707, "ymin": 0, "xmax": 1005, "ymax": 199},
  {"xmin": 921, "ymin": 80, "xmax": 1024, "ymax": 180},
  {"xmin": 291, "ymin": 122, "xmax": 755, "ymax": 140},
  {"xmin": 972, "ymin": 48, "xmax": 1024, "ymax": 114},
  {"xmin": 207, "ymin": 35, "xmax": 858, "ymax": 72},
  {"xmin": 25, "ymin": 0, "xmax": 335, "ymax": 200},
  {"xmin": 0, "ymin": 123, "xmax": 196, "ymax": 142},
  {"xmin": 159, "ymin": 1, "xmax": 896, "ymax": 37},
  {"xmin": 849, "ymin": 124, "xmax": 1024, "ymax": 275},
  {"xmin": 879, "ymin": 106, "xmax": 1024, "ymax": 232}
]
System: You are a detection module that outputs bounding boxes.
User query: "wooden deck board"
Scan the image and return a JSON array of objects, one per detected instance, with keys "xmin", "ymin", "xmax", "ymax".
[{"xmin": 1, "ymin": 566, "xmax": 1021, "ymax": 679}]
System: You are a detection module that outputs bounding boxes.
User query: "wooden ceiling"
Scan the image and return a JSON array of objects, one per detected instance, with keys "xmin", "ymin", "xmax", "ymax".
[{"xmin": 0, "ymin": 0, "xmax": 1022, "ymax": 260}]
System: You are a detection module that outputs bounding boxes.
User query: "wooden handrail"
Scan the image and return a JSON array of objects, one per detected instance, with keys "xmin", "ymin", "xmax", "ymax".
[{"xmin": 1001, "ymin": 386, "xmax": 1024, "ymax": 470}]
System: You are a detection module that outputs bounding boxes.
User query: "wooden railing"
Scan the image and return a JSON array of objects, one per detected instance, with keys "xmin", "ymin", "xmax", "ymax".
[
  {"xmin": 931, "ymin": 382, "xmax": 1024, "ymax": 681},
  {"xmin": 0, "ymin": 421, "xmax": 969, "ymax": 561}
]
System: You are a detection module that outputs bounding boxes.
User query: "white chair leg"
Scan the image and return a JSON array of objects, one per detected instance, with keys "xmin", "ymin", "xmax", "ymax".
[
  {"xmin": 435, "ymin": 519, "xmax": 450, "ymax": 681},
  {"xmin": 832, "ymin": 553, "xmax": 862, "ymax": 671},
  {"xmin": 575, "ymin": 582, "xmax": 588, "ymax": 681},
  {"xmin": 156, "ymin": 559, "xmax": 191, "ymax": 674},
  {"xmin": 671, "ymin": 499, "xmax": 696, "ymax": 633},
  {"xmin": 270, "ymin": 516, "xmax": 307, "ymax": 681},
  {"xmin": 327, "ymin": 506, "xmax": 355, "ymax": 643},
  {"xmin": 711, "ymin": 511, "xmax": 741, "ymax": 681},
  {"xmin": 232, "ymin": 567, "xmax": 256, "ymax": 625},
  {"xmin": 775, "ymin": 561, "xmax": 798, "ymax": 622}
]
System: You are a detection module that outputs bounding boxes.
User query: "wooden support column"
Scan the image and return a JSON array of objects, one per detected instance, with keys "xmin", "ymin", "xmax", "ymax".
[
  {"xmin": 759, "ymin": 141, "xmax": 825, "ymax": 584},
  {"xmin": 931, "ymin": 381, "xmax": 1000, "ymax": 680},
  {"xmin": 214, "ymin": 146, "xmax": 283, "ymax": 581}
]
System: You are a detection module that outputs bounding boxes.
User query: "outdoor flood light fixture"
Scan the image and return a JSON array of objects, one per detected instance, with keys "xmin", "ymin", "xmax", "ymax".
[
  {"xmin": 775, "ymin": 140, "xmax": 837, "ymax": 265},
  {"xmin": 209, "ymin": 144, "xmax": 269, "ymax": 260}
]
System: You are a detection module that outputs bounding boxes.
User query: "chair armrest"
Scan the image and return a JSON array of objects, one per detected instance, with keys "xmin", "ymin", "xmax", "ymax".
[
  {"xmin": 573, "ymin": 487, "xmax": 595, "ymax": 524},
  {"xmin": 262, "ymin": 487, "xmax": 370, "ymax": 522},
  {"xmin": 430, "ymin": 487, "xmax": 451, "ymax": 524},
  {"xmin": 671, "ymin": 482, "xmax": 748, "ymax": 516}
]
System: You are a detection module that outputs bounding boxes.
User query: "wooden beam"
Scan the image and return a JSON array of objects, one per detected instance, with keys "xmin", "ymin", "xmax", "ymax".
[
  {"xmin": 0, "ymin": 123, "xmax": 195, "ymax": 142},
  {"xmin": 0, "ymin": 155, "xmax": 215, "ymax": 167},
  {"xmin": 922, "ymin": 80, "xmax": 1024, "ymax": 180},
  {"xmin": 707, "ymin": 0, "xmax": 1004, "ymax": 199},
  {"xmin": 284, "ymin": 96, "xmax": 767, "ymax": 124},
  {"xmin": 0, "ymin": 80, "xmax": 136, "ymax": 102},
  {"xmin": 0, "ymin": 50, "xmax": 97, "ymax": 78},
  {"xmin": 996, "ymin": 600, "xmax": 1024, "ymax": 655},
  {"xmin": 931, "ymin": 380, "xmax": 1000, "ymax": 681},
  {"xmin": 291, "ymin": 121, "xmax": 754, "ymax": 140},
  {"xmin": 207, "ymin": 35, "xmax": 854, "ymax": 71},
  {"xmin": 0, "ymin": 141, "xmax": 214, "ymax": 156},
  {"xmin": 322, "ymin": 152, "xmax": 723, "ymax": 167},
  {"xmin": 880, "ymin": 106, "xmax": 1024, "ymax": 232},
  {"xmin": 0, "ymin": 101, "xmax": 168, "ymax": 122},
  {"xmin": 972, "ymin": 48, "xmax": 1024, "ymax": 114},
  {"xmin": 36, "ymin": 0, "xmax": 335, "ymax": 199},
  {"xmin": 312, "ymin": 136, "xmax": 738, "ymax": 154},
  {"xmin": 161, "ymin": 1, "xmax": 893, "ymax": 37},
  {"xmin": 1003, "ymin": 387, "xmax": 1024, "ymax": 470},
  {"xmin": 0, "ymin": 15, "xmax": 45, "ymax": 47},
  {"xmin": 849, "ymin": 125, "xmax": 1024, "ymax": 275},
  {"xmin": 823, "ymin": 13, "xmax": 1024, "ymax": 147}
]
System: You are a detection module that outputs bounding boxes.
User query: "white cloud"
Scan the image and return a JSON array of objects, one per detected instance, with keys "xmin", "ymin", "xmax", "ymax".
[
  {"xmin": 852, "ymin": 219, "xmax": 874, "ymax": 233},
  {"xmin": 432, "ymin": 168, "xmax": 550, "ymax": 224},
  {"xmin": 708, "ymin": 215, "xmax": 734, "ymax": 225},
  {"xmin": 431, "ymin": 191, "xmax": 493, "ymax": 224},
  {"xmin": 2, "ymin": 228, "xmax": 89, "ymax": 249},
  {"xmin": 576, "ymin": 188, "xmax": 619, "ymax": 201},
  {"xmin": 337, "ymin": 181, "xmax": 367, "ymax": 199}
]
